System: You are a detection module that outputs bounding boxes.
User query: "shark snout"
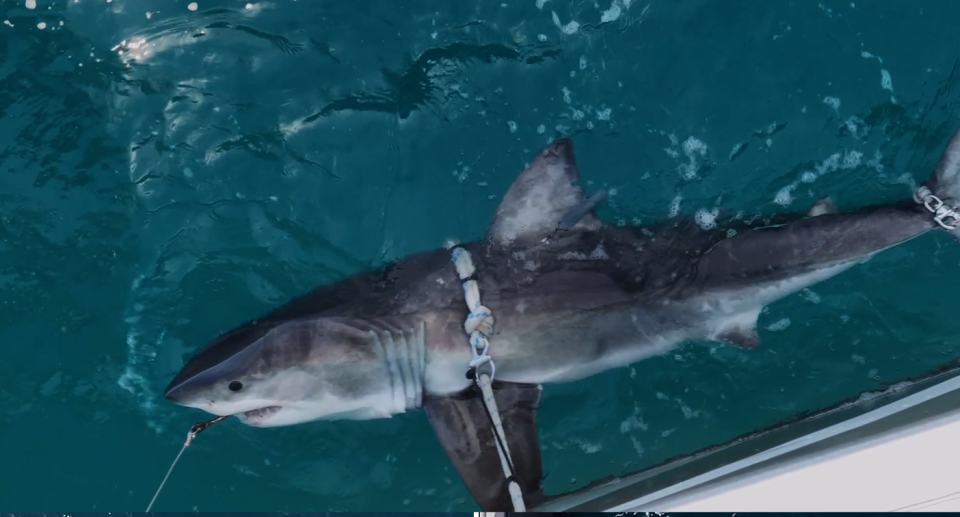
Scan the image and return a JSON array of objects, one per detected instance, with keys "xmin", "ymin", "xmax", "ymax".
[{"xmin": 163, "ymin": 382, "xmax": 188, "ymax": 404}]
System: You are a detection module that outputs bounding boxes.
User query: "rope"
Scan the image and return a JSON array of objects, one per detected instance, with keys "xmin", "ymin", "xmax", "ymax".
[{"xmin": 450, "ymin": 246, "xmax": 526, "ymax": 512}]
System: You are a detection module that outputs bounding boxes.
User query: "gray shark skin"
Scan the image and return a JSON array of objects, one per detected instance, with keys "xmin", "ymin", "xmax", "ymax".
[{"xmin": 164, "ymin": 124, "xmax": 960, "ymax": 511}]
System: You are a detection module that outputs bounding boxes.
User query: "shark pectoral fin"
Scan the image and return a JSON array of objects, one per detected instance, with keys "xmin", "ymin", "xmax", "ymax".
[
  {"xmin": 423, "ymin": 381, "xmax": 545, "ymax": 511},
  {"xmin": 717, "ymin": 327, "xmax": 760, "ymax": 349},
  {"xmin": 488, "ymin": 139, "xmax": 597, "ymax": 246}
]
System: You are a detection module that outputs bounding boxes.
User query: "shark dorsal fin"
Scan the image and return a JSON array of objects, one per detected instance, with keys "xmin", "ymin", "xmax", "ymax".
[{"xmin": 488, "ymin": 139, "xmax": 600, "ymax": 246}]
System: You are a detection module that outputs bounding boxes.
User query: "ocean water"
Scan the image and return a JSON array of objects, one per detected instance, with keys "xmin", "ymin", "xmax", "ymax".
[{"xmin": 2, "ymin": 0, "xmax": 960, "ymax": 511}]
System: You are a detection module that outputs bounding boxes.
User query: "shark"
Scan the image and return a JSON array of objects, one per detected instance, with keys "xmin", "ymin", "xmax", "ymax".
[{"xmin": 164, "ymin": 123, "xmax": 960, "ymax": 511}]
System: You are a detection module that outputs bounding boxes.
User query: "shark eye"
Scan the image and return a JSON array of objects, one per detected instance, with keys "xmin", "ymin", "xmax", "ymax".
[{"xmin": 228, "ymin": 381, "xmax": 243, "ymax": 392}]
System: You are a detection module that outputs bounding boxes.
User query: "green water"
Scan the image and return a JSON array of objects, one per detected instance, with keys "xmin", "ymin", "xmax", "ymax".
[{"xmin": 3, "ymin": 0, "xmax": 960, "ymax": 511}]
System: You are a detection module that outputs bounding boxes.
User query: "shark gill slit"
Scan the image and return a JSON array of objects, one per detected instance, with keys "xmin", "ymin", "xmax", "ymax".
[
  {"xmin": 370, "ymin": 323, "xmax": 426, "ymax": 413},
  {"xmin": 395, "ymin": 327, "xmax": 416, "ymax": 409},
  {"xmin": 370, "ymin": 329, "xmax": 403, "ymax": 413}
]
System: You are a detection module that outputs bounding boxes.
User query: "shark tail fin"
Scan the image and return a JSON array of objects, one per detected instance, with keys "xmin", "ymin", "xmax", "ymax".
[{"xmin": 917, "ymin": 123, "xmax": 960, "ymax": 239}]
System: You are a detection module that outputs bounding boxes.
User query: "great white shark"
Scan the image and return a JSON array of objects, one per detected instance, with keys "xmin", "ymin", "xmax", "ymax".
[{"xmin": 164, "ymin": 123, "xmax": 960, "ymax": 510}]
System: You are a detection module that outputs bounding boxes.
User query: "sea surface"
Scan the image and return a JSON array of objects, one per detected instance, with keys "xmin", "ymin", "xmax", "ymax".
[{"xmin": 2, "ymin": 0, "xmax": 960, "ymax": 511}]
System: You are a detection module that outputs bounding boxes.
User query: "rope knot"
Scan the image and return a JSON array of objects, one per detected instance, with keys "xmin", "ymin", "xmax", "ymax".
[{"xmin": 464, "ymin": 305, "xmax": 494, "ymax": 337}]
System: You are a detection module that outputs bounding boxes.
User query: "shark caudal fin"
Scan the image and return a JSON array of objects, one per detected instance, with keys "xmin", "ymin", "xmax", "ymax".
[{"xmin": 917, "ymin": 123, "xmax": 960, "ymax": 237}]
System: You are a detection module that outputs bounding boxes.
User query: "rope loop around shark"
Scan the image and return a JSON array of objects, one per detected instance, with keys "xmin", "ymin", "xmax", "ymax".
[
  {"xmin": 450, "ymin": 244, "xmax": 525, "ymax": 511},
  {"xmin": 163, "ymin": 125, "xmax": 960, "ymax": 511}
]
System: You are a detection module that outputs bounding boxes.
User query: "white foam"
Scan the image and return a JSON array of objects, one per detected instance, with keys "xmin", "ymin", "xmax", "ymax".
[
  {"xmin": 551, "ymin": 11, "xmax": 581, "ymax": 34},
  {"xmin": 880, "ymin": 69, "xmax": 896, "ymax": 102},
  {"xmin": 668, "ymin": 136, "xmax": 708, "ymax": 181},
  {"xmin": 844, "ymin": 115, "xmax": 869, "ymax": 139},
  {"xmin": 682, "ymin": 136, "xmax": 707, "ymax": 157},
  {"xmin": 766, "ymin": 318, "xmax": 791, "ymax": 331},
  {"xmin": 823, "ymin": 96, "xmax": 841, "ymax": 111},
  {"xmin": 802, "ymin": 288, "xmax": 822, "ymax": 304},
  {"xmin": 866, "ymin": 149, "xmax": 885, "ymax": 172},
  {"xmin": 678, "ymin": 399, "xmax": 700, "ymax": 419},
  {"xmin": 576, "ymin": 439, "xmax": 603, "ymax": 454},
  {"xmin": 880, "ymin": 69, "xmax": 893, "ymax": 92},
  {"xmin": 694, "ymin": 208, "xmax": 718, "ymax": 230},
  {"xmin": 620, "ymin": 413, "xmax": 649, "ymax": 433},
  {"xmin": 728, "ymin": 142, "xmax": 745, "ymax": 160},
  {"xmin": 25, "ymin": 0, "xmax": 36, "ymax": 9},
  {"xmin": 601, "ymin": 0, "xmax": 622, "ymax": 23},
  {"xmin": 668, "ymin": 194, "xmax": 682, "ymax": 217},
  {"xmin": 842, "ymin": 150, "xmax": 862, "ymax": 169},
  {"xmin": 774, "ymin": 184, "xmax": 795, "ymax": 206},
  {"xmin": 816, "ymin": 152, "xmax": 841, "ymax": 175}
]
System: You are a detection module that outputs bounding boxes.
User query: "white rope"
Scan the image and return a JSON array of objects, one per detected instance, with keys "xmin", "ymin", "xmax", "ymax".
[{"xmin": 451, "ymin": 246, "xmax": 526, "ymax": 512}]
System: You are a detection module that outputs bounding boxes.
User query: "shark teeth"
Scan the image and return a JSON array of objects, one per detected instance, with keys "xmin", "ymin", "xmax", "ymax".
[{"xmin": 241, "ymin": 406, "xmax": 281, "ymax": 420}]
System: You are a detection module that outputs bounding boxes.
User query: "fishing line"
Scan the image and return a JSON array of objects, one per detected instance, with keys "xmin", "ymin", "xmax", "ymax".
[{"xmin": 145, "ymin": 415, "xmax": 227, "ymax": 512}]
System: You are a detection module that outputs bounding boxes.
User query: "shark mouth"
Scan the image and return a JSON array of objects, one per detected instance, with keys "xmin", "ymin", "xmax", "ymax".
[{"xmin": 237, "ymin": 406, "xmax": 281, "ymax": 424}]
